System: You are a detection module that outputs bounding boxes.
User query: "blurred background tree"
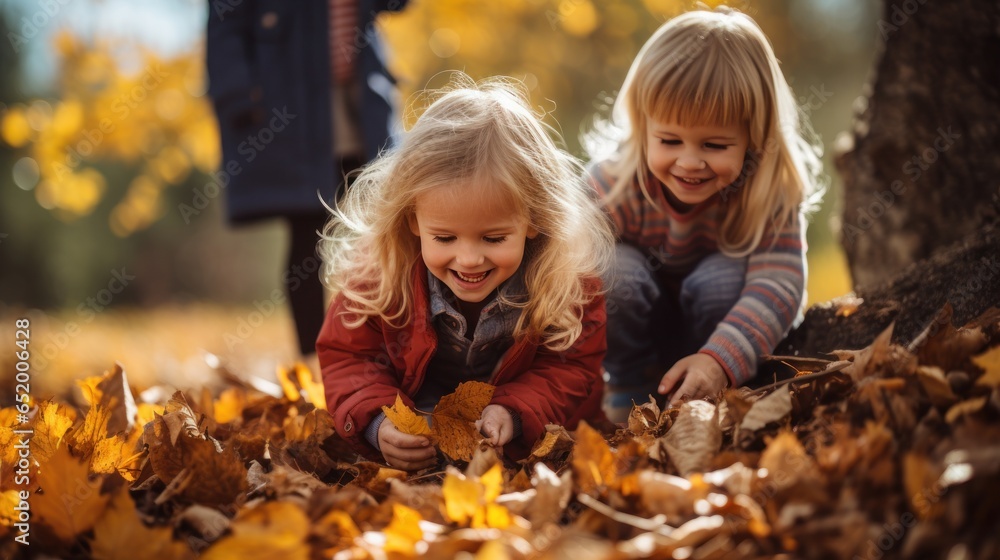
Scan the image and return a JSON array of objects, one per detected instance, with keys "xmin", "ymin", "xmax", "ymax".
[{"xmin": 1, "ymin": 0, "xmax": 877, "ymax": 311}]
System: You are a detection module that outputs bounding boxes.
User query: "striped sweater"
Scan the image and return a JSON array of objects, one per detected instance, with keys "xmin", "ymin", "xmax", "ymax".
[{"xmin": 590, "ymin": 164, "xmax": 806, "ymax": 385}]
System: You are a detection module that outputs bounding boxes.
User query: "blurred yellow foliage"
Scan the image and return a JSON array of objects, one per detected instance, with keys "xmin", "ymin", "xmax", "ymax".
[
  {"xmin": 379, "ymin": 0, "xmax": 688, "ymax": 129},
  {"xmin": 1, "ymin": 30, "xmax": 218, "ymax": 236}
]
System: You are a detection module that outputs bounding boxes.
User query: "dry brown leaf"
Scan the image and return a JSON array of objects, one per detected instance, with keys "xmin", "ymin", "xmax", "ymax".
[
  {"xmin": 916, "ymin": 365, "xmax": 959, "ymax": 407},
  {"xmin": 571, "ymin": 421, "xmax": 617, "ymax": 493},
  {"xmin": 903, "ymin": 452, "xmax": 946, "ymax": 521},
  {"xmin": 432, "ymin": 381, "xmax": 495, "ymax": 462},
  {"xmin": 627, "ymin": 396, "xmax": 662, "ymax": 435},
  {"xmin": 662, "ymin": 400, "xmax": 721, "ymax": 477},
  {"xmin": 90, "ymin": 488, "xmax": 194, "ymax": 560},
  {"xmin": 635, "ymin": 470, "xmax": 695, "ymax": 519},
  {"xmin": 466, "ymin": 444, "xmax": 502, "ymax": 478},
  {"xmin": 32, "ymin": 444, "xmax": 111, "ymax": 544},
  {"xmin": 914, "ymin": 305, "xmax": 988, "ymax": 371},
  {"xmin": 381, "ymin": 394, "xmax": 432, "ymax": 437},
  {"xmin": 530, "ymin": 424, "xmax": 575, "ymax": 460},
  {"xmin": 144, "ymin": 414, "xmax": 248, "ymax": 507},
  {"xmin": 200, "ymin": 501, "xmax": 310, "ymax": 560},
  {"xmin": 527, "ymin": 463, "xmax": 571, "ymax": 526},
  {"xmin": 945, "ymin": 396, "xmax": 988, "ymax": 423},
  {"xmin": 758, "ymin": 432, "xmax": 815, "ymax": 494},
  {"xmin": 738, "ymin": 386, "xmax": 792, "ymax": 435},
  {"xmin": 175, "ymin": 504, "xmax": 231, "ymax": 543}
]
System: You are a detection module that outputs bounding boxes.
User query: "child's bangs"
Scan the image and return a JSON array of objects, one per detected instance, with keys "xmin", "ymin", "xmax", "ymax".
[{"xmin": 640, "ymin": 47, "xmax": 752, "ymax": 128}]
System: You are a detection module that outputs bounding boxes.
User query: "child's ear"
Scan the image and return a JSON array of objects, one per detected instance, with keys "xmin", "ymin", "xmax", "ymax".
[
  {"xmin": 526, "ymin": 225, "xmax": 539, "ymax": 239},
  {"xmin": 407, "ymin": 214, "xmax": 420, "ymax": 236}
]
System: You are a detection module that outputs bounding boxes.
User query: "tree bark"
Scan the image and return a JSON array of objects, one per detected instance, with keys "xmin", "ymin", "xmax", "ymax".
[{"xmin": 835, "ymin": 0, "xmax": 1000, "ymax": 290}]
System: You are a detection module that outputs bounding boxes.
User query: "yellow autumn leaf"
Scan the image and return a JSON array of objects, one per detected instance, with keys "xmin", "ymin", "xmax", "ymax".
[
  {"xmin": 382, "ymin": 394, "xmax": 432, "ymax": 437},
  {"xmin": 315, "ymin": 510, "xmax": 361, "ymax": 552},
  {"xmin": 0, "ymin": 489, "xmax": 28, "ymax": 529},
  {"xmin": 90, "ymin": 488, "xmax": 195, "ymax": 560},
  {"xmin": 33, "ymin": 445, "xmax": 111, "ymax": 544},
  {"xmin": 213, "ymin": 387, "xmax": 247, "ymax": 424},
  {"xmin": 276, "ymin": 364, "xmax": 302, "ymax": 402},
  {"xmin": 384, "ymin": 503, "xmax": 424, "ymax": 555},
  {"xmin": 201, "ymin": 501, "xmax": 310, "ymax": 560},
  {"xmin": 476, "ymin": 539, "xmax": 512, "ymax": 560},
  {"xmin": 431, "ymin": 381, "xmax": 495, "ymax": 461},
  {"xmin": 443, "ymin": 471, "xmax": 481, "ymax": 526},
  {"xmin": 972, "ymin": 345, "xmax": 1000, "ymax": 388},
  {"xmin": 295, "ymin": 362, "xmax": 327, "ymax": 410},
  {"xmin": 572, "ymin": 421, "xmax": 617, "ymax": 493},
  {"xmin": 31, "ymin": 401, "xmax": 77, "ymax": 462},
  {"xmin": 442, "ymin": 464, "xmax": 510, "ymax": 529}
]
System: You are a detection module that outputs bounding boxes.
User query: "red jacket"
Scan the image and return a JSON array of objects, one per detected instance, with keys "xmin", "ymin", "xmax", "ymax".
[{"xmin": 317, "ymin": 261, "xmax": 608, "ymax": 461}]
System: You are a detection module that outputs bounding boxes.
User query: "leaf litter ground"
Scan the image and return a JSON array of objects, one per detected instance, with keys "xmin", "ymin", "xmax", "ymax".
[{"xmin": 2, "ymin": 306, "xmax": 1000, "ymax": 559}]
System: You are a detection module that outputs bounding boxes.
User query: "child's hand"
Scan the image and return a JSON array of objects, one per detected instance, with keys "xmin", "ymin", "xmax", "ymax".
[
  {"xmin": 657, "ymin": 353, "xmax": 729, "ymax": 406},
  {"xmin": 377, "ymin": 417, "xmax": 437, "ymax": 471},
  {"xmin": 476, "ymin": 405, "xmax": 514, "ymax": 447}
]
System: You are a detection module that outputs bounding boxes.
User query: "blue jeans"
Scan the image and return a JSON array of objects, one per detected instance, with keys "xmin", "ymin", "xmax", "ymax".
[{"xmin": 603, "ymin": 244, "xmax": 747, "ymax": 408}]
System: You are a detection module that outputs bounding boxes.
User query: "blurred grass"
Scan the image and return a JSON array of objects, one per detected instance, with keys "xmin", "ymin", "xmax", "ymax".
[{"xmin": 0, "ymin": 304, "xmax": 299, "ymax": 404}]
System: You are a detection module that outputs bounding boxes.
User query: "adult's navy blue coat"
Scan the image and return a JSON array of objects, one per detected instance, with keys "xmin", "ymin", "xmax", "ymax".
[{"xmin": 206, "ymin": 0, "xmax": 407, "ymax": 223}]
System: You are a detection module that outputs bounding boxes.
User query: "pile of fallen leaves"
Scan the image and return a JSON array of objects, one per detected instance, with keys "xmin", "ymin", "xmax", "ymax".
[{"xmin": 2, "ymin": 306, "xmax": 1000, "ymax": 559}]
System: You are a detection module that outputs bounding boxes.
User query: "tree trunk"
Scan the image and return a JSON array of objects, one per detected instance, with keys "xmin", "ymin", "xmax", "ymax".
[{"xmin": 834, "ymin": 0, "xmax": 1000, "ymax": 290}]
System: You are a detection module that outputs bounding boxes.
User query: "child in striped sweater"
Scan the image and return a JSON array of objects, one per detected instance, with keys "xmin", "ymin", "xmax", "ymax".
[{"xmin": 588, "ymin": 7, "xmax": 824, "ymax": 420}]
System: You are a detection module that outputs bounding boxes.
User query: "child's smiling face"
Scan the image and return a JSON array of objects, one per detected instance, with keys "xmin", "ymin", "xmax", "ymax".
[
  {"xmin": 645, "ymin": 118, "xmax": 750, "ymax": 209},
  {"xmin": 409, "ymin": 183, "xmax": 536, "ymax": 303}
]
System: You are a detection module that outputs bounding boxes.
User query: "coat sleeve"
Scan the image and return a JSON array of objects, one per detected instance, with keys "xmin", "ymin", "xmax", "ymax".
[
  {"xmin": 317, "ymin": 295, "xmax": 411, "ymax": 460},
  {"xmin": 490, "ymin": 284, "xmax": 607, "ymax": 459},
  {"xmin": 699, "ymin": 212, "xmax": 807, "ymax": 386}
]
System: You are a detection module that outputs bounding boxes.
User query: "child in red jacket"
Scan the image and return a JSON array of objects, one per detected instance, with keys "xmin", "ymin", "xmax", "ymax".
[{"xmin": 317, "ymin": 77, "xmax": 616, "ymax": 469}]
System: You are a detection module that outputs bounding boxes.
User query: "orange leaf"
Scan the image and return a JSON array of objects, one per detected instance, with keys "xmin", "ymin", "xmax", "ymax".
[
  {"xmin": 973, "ymin": 345, "xmax": 1000, "ymax": 388},
  {"xmin": 294, "ymin": 363, "xmax": 327, "ymax": 410},
  {"xmin": 31, "ymin": 401, "xmax": 77, "ymax": 463},
  {"xmin": 571, "ymin": 421, "xmax": 617, "ymax": 493},
  {"xmin": 33, "ymin": 445, "xmax": 111, "ymax": 544},
  {"xmin": 90, "ymin": 488, "xmax": 195, "ymax": 559},
  {"xmin": 431, "ymin": 381, "xmax": 495, "ymax": 461},
  {"xmin": 382, "ymin": 394, "xmax": 432, "ymax": 437},
  {"xmin": 276, "ymin": 365, "xmax": 302, "ymax": 402},
  {"xmin": 384, "ymin": 503, "xmax": 424, "ymax": 554},
  {"xmin": 201, "ymin": 501, "xmax": 310, "ymax": 560},
  {"xmin": 442, "ymin": 464, "xmax": 510, "ymax": 529},
  {"xmin": 144, "ymin": 414, "xmax": 248, "ymax": 507}
]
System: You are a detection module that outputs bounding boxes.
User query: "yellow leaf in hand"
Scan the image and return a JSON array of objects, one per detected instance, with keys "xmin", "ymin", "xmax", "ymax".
[
  {"xmin": 382, "ymin": 395, "xmax": 432, "ymax": 436},
  {"xmin": 431, "ymin": 381, "xmax": 494, "ymax": 461}
]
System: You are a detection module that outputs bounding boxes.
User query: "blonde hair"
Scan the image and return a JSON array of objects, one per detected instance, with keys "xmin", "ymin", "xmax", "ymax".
[
  {"xmin": 591, "ymin": 6, "xmax": 824, "ymax": 256},
  {"xmin": 320, "ymin": 76, "xmax": 615, "ymax": 351}
]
